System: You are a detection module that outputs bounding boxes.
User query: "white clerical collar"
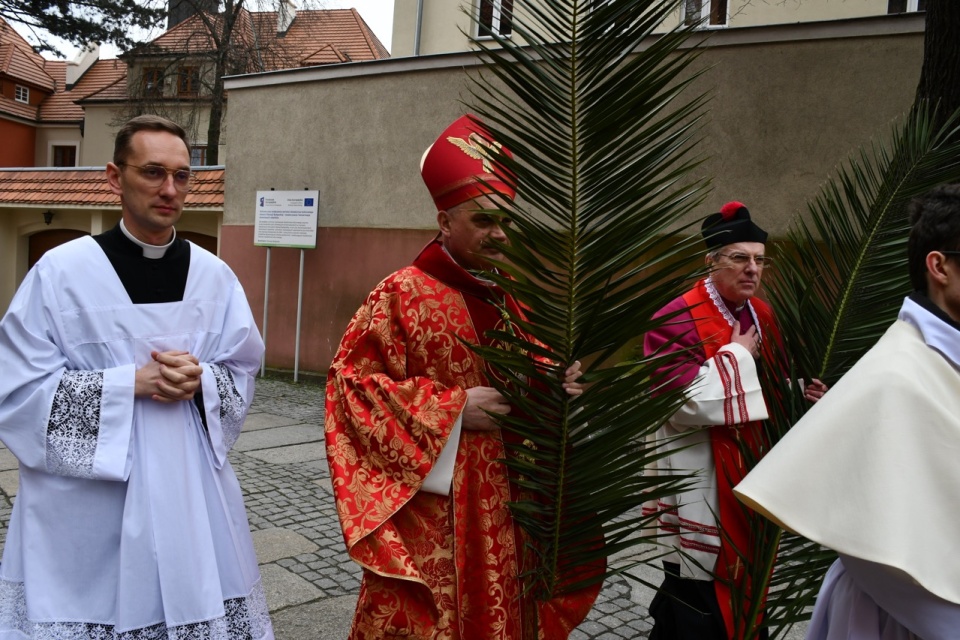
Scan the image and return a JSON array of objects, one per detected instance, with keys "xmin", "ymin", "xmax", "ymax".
[
  {"xmin": 441, "ymin": 244, "xmax": 498, "ymax": 285},
  {"xmin": 898, "ymin": 296, "xmax": 960, "ymax": 369},
  {"xmin": 120, "ymin": 220, "xmax": 175, "ymax": 259}
]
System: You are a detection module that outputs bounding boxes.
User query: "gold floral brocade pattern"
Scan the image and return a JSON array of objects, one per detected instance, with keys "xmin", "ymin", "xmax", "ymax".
[{"xmin": 326, "ymin": 266, "xmax": 521, "ymax": 639}]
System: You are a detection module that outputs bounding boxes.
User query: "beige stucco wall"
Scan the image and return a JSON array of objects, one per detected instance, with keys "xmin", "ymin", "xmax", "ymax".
[
  {"xmin": 0, "ymin": 215, "xmax": 17, "ymax": 305},
  {"xmin": 80, "ymin": 103, "xmax": 226, "ymax": 167},
  {"xmin": 80, "ymin": 107, "xmax": 120, "ymax": 166},
  {"xmin": 226, "ymin": 15, "xmax": 925, "ymax": 237},
  {"xmin": 224, "ymin": 14, "xmax": 926, "ymax": 372},
  {"xmin": 393, "ymin": 0, "xmax": 477, "ymax": 58},
  {"xmin": 34, "ymin": 127, "xmax": 83, "ymax": 166},
  {"xmin": 729, "ymin": 0, "xmax": 889, "ymax": 28},
  {"xmin": 225, "ymin": 65, "xmax": 472, "ymax": 228}
]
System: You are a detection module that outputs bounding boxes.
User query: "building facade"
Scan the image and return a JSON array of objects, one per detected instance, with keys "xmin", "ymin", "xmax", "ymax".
[
  {"xmin": 222, "ymin": 13, "xmax": 925, "ymax": 373},
  {"xmin": 1, "ymin": 8, "xmax": 932, "ymax": 374},
  {"xmin": 0, "ymin": 6, "xmax": 388, "ymax": 314},
  {"xmin": 390, "ymin": 0, "xmax": 925, "ymax": 57}
]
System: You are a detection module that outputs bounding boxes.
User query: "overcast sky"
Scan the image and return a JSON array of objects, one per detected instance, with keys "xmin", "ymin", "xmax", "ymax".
[
  {"xmin": 326, "ymin": 0, "xmax": 394, "ymax": 52},
  {"xmin": 18, "ymin": 0, "xmax": 396, "ymax": 60}
]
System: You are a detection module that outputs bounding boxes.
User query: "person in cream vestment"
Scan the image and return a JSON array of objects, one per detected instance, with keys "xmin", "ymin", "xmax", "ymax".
[{"xmin": 736, "ymin": 185, "xmax": 960, "ymax": 640}]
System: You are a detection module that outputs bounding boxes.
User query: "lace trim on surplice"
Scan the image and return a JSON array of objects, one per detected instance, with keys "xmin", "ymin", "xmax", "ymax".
[
  {"xmin": 0, "ymin": 578, "xmax": 271, "ymax": 639},
  {"xmin": 704, "ymin": 277, "xmax": 763, "ymax": 340},
  {"xmin": 212, "ymin": 364, "xmax": 245, "ymax": 450},
  {"xmin": 46, "ymin": 370, "xmax": 104, "ymax": 479}
]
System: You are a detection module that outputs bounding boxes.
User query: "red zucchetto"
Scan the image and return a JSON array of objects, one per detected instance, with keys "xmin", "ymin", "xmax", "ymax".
[
  {"xmin": 701, "ymin": 200, "xmax": 768, "ymax": 249},
  {"xmin": 420, "ymin": 114, "xmax": 516, "ymax": 211}
]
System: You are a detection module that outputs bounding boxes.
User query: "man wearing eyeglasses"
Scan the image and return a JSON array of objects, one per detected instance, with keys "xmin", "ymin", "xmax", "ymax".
[
  {"xmin": 736, "ymin": 186, "xmax": 960, "ymax": 639},
  {"xmin": 643, "ymin": 201, "xmax": 827, "ymax": 640},
  {"xmin": 0, "ymin": 115, "xmax": 273, "ymax": 638}
]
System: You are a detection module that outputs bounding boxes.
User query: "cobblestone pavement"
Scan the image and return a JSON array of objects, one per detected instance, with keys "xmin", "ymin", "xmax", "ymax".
[
  {"xmin": 0, "ymin": 377, "xmax": 806, "ymax": 639},
  {"xmin": 242, "ymin": 378, "xmax": 660, "ymax": 639}
]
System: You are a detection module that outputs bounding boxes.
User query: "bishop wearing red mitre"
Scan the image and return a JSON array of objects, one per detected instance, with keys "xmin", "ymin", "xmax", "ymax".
[{"xmin": 324, "ymin": 115, "xmax": 601, "ymax": 639}]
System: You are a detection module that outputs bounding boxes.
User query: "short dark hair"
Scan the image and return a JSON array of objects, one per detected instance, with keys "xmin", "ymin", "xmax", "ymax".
[
  {"xmin": 907, "ymin": 184, "xmax": 960, "ymax": 293},
  {"xmin": 113, "ymin": 115, "xmax": 190, "ymax": 165}
]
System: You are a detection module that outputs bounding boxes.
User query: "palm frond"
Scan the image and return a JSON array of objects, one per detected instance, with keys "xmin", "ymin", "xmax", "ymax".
[
  {"xmin": 456, "ymin": 0, "xmax": 715, "ymax": 618},
  {"xmin": 746, "ymin": 103, "xmax": 960, "ymax": 638},
  {"xmin": 768, "ymin": 104, "xmax": 960, "ymax": 384}
]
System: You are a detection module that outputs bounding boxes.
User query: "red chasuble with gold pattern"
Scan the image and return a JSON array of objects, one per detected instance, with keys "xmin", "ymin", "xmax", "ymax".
[{"xmin": 325, "ymin": 238, "xmax": 598, "ymax": 640}]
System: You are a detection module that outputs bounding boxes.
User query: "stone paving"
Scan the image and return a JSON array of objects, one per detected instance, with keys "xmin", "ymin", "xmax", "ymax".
[{"xmin": 0, "ymin": 377, "xmax": 807, "ymax": 639}]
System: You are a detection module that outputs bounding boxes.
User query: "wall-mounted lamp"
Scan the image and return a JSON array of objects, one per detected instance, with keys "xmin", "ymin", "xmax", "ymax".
[{"xmin": 42, "ymin": 210, "xmax": 55, "ymax": 225}]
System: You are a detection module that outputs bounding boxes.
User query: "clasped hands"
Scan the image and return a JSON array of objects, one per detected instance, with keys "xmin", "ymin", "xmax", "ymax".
[
  {"xmin": 462, "ymin": 361, "xmax": 583, "ymax": 432},
  {"xmin": 135, "ymin": 350, "xmax": 203, "ymax": 403}
]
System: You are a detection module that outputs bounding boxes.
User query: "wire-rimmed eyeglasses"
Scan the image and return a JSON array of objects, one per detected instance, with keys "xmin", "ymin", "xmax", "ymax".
[
  {"xmin": 120, "ymin": 163, "xmax": 193, "ymax": 191},
  {"xmin": 715, "ymin": 252, "xmax": 774, "ymax": 268}
]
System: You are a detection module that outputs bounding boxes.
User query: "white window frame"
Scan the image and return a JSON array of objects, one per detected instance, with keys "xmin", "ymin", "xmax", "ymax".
[
  {"xmin": 48, "ymin": 142, "xmax": 80, "ymax": 167},
  {"xmin": 682, "ymin": 0, "xmax": 728, "ymax": 29},
  {"xmin": 476, "ymin": 0, "xmax": 513, "ymax": 39},
  {"xmin": 190, "ymin": 145, "xmax": 207, "ymax": 166},
  {"xmin": 14, "ymin": 85, "xmax": 29, "ymax": 103}
]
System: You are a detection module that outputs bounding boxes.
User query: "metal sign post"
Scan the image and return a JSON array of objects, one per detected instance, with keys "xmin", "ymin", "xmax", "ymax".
[
  {"xmin": 261, "ymin": 246, "xmax": 271, "ymax": 377},
  {"xmin": 294, "ymin": 249, "xmax": 305, "ymax": 381}
]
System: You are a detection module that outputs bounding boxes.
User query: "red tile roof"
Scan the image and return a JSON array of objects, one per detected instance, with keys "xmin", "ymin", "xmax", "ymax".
[
  {"xmin": 0, "ymin": 21, "xmax": 55, "ymax": 90},
  {"xmin": 69, "ymin": 59, "xmax": 128, "ymax": 104},
  {"xmin": 139, "ymin": 8, "xmax": 388, "ymax": 69},
  {"xmin": 38, "ymin": 58, "xmax": 127, "ymax": 119},
  {"xmin": 301, "ymin": 44, "xmax": 349, "ymax": 66},
  {"xmin": 261, "ymin": 9, "xmax": 390, "ymax": 65},
  {"xmin": 0, "ymin": 93, "xmax": 38, "ymax": 120},
  {"xmin": 0, "ymin": 167, "xmax": 224, "ymax": 208},
  {"xmin": 0, "ymin": 7, "xmax": 388, "ymax": 126},
  {"xmin": 143, "ymin": 11, "xmax": 229, "ymax": 56}
]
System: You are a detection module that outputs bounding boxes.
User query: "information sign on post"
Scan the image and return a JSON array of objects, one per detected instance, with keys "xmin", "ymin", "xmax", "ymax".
[
  {"xmin": 255, "ymin": 190, "xmax": 319, "ymax": 248},
  {"xmin": 255, "ymin": 190, "xmax": 320, "ymax": 382}
]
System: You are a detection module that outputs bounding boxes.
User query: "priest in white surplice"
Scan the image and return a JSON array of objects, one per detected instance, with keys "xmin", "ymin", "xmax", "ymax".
[
  {"xmin": 0, "ymin": 116, "xmax": 273, "ymax": 638},
  {"xmin": 735, "ymin": 185, "xmax": 960, "ymax": 639}
]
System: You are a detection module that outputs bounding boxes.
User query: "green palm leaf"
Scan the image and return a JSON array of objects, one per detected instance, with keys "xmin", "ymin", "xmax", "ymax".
[
  {"xmin": 744, "ymin": 104, "xmax": 960, "ymax": 638},
  {"xmin": 455, "ymin": 0, "xmax": 715, "ymax": 625}
]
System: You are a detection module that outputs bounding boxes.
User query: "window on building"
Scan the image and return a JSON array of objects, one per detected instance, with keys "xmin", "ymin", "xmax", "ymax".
[
  {"xmin": 178, "ymin": 66, "xmax": 201, "ymax": 97},
  {"xmin": 887, "ymin": 0, "xmax": 926, "ymax": 12},
  {"xmin": 191, "ymin": 145, "xmax": 207, "ymax": 166},
  {"xmin": 142, "ymin": 68, "xmax": 164, "ymax": 97},
  {"xmin": 478, "ymin": 0, "xmax": 513, "ymax": 38},
  {"xmin": 683, "ymin": 0, "xmax": 727, "ymax": 27},
  {"xmin": 14, "ymin": 85, "xmax": 29, "ymax": 103},
  {"xmin": 52, "ymin": 145, "xmax": 78, "ymax": 167}
]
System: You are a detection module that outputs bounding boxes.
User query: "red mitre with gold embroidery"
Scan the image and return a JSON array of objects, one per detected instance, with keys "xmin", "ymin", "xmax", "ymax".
[{"xmin": 420, "ymin": 114, "xmax": 516, "ymax": 211}]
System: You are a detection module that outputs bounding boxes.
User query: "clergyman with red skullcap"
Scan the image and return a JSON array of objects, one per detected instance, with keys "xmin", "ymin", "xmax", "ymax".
[
  {"xmin": 642, "ymin": 202, "xmax": 828, "ymax": 640},
  {"xmin": 324, "ymin": 115, "xmax": 601, "ymax": 639}
]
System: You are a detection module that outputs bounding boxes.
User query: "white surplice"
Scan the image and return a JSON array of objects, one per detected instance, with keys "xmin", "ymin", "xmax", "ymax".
[
  {"xmin": 0, "ymin": 236, "xmax": 272, "ymax": 639},
  {"xmin": 735, "ymin": 296, "xmax": 960, "ymax": 638}
]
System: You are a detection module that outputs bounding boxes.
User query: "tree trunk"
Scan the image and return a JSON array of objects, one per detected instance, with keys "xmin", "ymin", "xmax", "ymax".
[
  {"xmin": 915, "ymin": 0, "xmax": 960, "ymax": 134},
  {"xmin": 207, "ymin": 65, "xmax": 225, "ymax": 165}
]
